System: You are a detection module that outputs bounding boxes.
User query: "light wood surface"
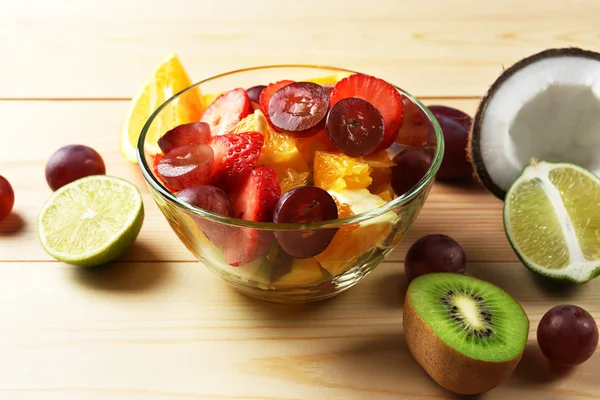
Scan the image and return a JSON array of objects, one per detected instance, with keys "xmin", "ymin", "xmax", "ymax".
[{"xmin": 1, "ymin": 1, "xmax": 599, "ymax": 399}]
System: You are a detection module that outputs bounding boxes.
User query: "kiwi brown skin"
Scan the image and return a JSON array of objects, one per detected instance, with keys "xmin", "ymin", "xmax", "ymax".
[
  {"xmin": 403, "ymin": 295, "xmax": 527, "ymax": 395},
  {"xmin": 467, "ymin": 47, "xmax": 600, "ymax": 200}
]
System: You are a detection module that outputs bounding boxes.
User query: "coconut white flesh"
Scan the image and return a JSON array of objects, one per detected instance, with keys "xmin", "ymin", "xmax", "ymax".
[{"xmin": 479, "ymin": 56, "xmax": 600, "ymax": 192}]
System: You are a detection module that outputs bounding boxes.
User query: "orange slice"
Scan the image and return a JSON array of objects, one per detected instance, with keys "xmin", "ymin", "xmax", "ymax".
[
  {"xmin": 313, "ymin": 151, "xmax": 373, "ymax": 192},
  {"xmin": 120, "ymin": 53, "xmax": 203, "ymax": 163}
]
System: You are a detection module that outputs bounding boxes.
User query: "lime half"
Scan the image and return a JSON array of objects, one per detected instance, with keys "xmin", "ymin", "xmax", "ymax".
[
  {"xmin": 504, "ymin": 159, "xmax": 600, "ymax": 283},
  {"xmin": 38, "ymin": 175, "xmax": 144, "ymax": 267}
]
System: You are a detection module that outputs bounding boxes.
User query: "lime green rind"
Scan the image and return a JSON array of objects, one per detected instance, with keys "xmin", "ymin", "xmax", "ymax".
[
  {"xmin": 407, "ymin": 273, "xmax": 529, "ymax": 363},
  {"xmin": 37, "ymin": 175, "xmax": 144, "ymax": 267},
  {"xmin": 503, "ymin": 160, "xmax": 600, "ymax": 284}
]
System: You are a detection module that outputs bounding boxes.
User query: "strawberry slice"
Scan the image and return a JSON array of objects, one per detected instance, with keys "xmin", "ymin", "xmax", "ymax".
[
  {"xmin": 200, "ymin": 88, "xmax": 252, "ymax": 136},
  {"xmin": 259, "ymin": 80, "xmax": 294, "ymax": 130},
  {"xmin": 209, "ymin": 131, "xmax": 264, "ymax": 190},
  {"xmin": 225, "ymin": 165, "xmax": 281, "ymax": 266},
  {"xmin": 330, "ymin": 74, "xmax": 404, "ymax": 151}
]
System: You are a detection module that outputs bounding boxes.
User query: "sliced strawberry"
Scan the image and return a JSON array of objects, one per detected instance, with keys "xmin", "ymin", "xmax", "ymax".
[
  {"xmin": 224, "ymin": 165, "xmax": 281, "ymax": 266},
  {"xmin": 200, "ymin": 88, "xmax": 252, "ymax": 136},
  {"xmin": 330, "ymin": 73, "xmax": 404, "ymax": 151},
  {"xmin": 259, "ymin": 80, "xmax": 294, "ymax": 130},
  {"xmin": 230, "ymin": 165, "xmax": 281, "ymax": 222},
  {"xmin": 152, "ymin": 154, "xmax": 178, "ymax": 193},
  {"xmin": 209, "ymin": 131, "xmax": 264, "ymax": 190}
]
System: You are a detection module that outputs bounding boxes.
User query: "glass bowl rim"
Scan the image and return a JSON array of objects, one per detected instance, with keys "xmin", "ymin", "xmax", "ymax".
[{"xmin": 137, "ymin": 64, "xmax": 444, "ymax": 231}]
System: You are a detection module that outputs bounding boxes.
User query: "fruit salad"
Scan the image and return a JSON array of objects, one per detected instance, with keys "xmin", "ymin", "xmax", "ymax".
[{"xmin": 150, "ymin": 72, "xmax": 435, "ymax": 288}]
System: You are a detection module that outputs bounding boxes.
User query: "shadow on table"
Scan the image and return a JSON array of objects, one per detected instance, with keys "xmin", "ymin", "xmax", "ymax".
[
  {"xmin": 72, "ymin": 241, "xmax": 170, "ymax": 292},
  {"xmin": 0, "ymin": 212, "xmax": 26, "ymax": 235},
  {"xmin": 512, "ymin": 342, "xmax": 575, "ymax": 384}
]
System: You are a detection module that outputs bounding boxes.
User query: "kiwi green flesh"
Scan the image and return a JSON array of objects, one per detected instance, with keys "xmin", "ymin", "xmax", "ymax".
[{"xmin": 407, "ymin": 273, "xmax": 528, "ymax": 363}]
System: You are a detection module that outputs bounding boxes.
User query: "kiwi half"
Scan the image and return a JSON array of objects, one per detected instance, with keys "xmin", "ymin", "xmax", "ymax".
[{"xmin": 403, "ymin": 273, "xmax": 529, "ymax": 395}]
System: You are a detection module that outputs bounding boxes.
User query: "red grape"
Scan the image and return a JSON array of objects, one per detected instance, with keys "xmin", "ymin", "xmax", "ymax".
[
  {"xmin": 428, "ymin": 105, "xmax": 473, "ymax": 181},
  {"xmin": 391, "ymin": 147, "xmax": 432, "ymax": 196},
  {"xmin": 268, "ymin": 82, "xmax": 329, "ymax": 136},
  {"xmin": 326, "ymin": 97, "xmax": 385, "ymax": 157},
  {"xmin": 178, "ymin": 185, "xmax": 234, "ymax": 251},
  {"xmin": 247, "ymin": 85, "xmax": 266, "ymax": 104},
  {"xmin": 395, "ymin": 96, "xmax": 430, "ymax": 147},
  {"xmin": 45, "ymin": 144, "xmax": 106, "ymax": 191},
  {"xmin": 177, "ymin": 185, "xmax": 232, "ymax": 216},
  {"xmin": 156, "ymin": 144, "xmax": 214, "ymax": 191},
  {"xmin": 537, "ymin": 305, "xmax": 598, "ymax": 365},
  {"xmin": 158, "ymin": 122, "xmax": 211, "ymax": 154},
  {"xmin": 404, "ymin": 234, "xmax": 466, "ymax": 281},
  {"xmin": 0, "ymin": 175, "xmax": 15, "ymax": 223},
  {"xmin": 273, "ymin": 186, "xmax": 338, "ymax": 258}
]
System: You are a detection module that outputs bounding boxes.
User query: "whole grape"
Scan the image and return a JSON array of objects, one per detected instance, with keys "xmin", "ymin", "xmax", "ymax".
[
  {"xmin": 404, "ymin": 234, "xmax": 466, "ymax": 281},
  {"xmin": 45, "ymin": 144, "xmax": 106, "ymax": 191},
  {"xmin": 537, "ymin": 305, "xmax": 598, "ymax": 365},
  {"xmin": 0, "ymin": 175, "xmax": 14, "ymax": 223},
  {"xmin": 428, "ymin": 105, "xmax": 473, "ymax": 181}
]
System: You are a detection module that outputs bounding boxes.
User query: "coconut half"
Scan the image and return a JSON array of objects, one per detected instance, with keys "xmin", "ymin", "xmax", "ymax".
[{"xmin": 469, "ymin": 47, "xmax": 600, "ymax": 199}]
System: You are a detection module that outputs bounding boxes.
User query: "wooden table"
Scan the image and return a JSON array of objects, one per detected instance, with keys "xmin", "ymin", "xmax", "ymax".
[{"xmin": 1, "ymin": 1, "xmax": 599, "ymax": 398}]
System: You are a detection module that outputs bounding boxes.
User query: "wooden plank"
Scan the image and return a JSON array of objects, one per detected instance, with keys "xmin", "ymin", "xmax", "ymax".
[
  {"xmin": 0, "ymin": 261, "xmax": 596, "ymax": 399},
  {"xmin": 1, "ymin": 0, "xmax": 600, "ymax": 98},
  {"xmin": 0, "ymin": 99, "xmax": 518, "ymax": 264}
]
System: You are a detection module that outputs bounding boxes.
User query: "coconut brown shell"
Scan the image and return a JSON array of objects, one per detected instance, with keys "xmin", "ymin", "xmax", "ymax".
[
  {"xmin": 467, "ymin": 47, "xmax": 600, "ymax": 200},
  {"xmin": 403, "ymin": 295, "xmax": 524, "ymax": 395}
]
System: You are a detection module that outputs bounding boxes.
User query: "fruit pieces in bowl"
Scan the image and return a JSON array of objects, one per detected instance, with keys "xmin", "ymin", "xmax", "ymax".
[{"xmin": 148, "ymin": 72, "xmax": 436, "ymax": 287}]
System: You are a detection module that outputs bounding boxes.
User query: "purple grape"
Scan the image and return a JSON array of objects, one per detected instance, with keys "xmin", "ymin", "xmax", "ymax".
[
  {"xmin": 428, "ymin": 105, "xmax": 473, "ymax": 181},
  {"xmin": 45, "ymin": 144, "xmax": 106, "ymax": 191},
  {"xmin": 268, "ymin": 82, "xmax": 329, "ymax": 135},
  {"xmin": 177, "ymin": 185, "xmax": 232, "ymax": 216},
  {"xmin": 247, "ymin": 85, "xmax": 266, "ymax": 104},
  {"xmin": 537, "ymin": 305, "xmax": 598, "ymax": 365},
  {"xmin": 404, "ymin": 234, "xmax": 466, "ymax": 281},
  {"xmin": 273, "ymin": 186, "xmax": 338, "ymax": 258},
  {"xmin": 326, "ymin": 97, "xmax": 385, "ymax": 157},
  {"xmin": 158, "ymin": 122, "xmax": 211, "ymax": 154},
  {"xmin": 0, "ymin": 175, "xmax": 14, "ymax": 223},
  {"xmin": 156, "ymin": 144, "xmax": 214, "ymax": 191},
  {"xmin": 391, "ymin": 147, "xmax": 432, "ymax": 196}
]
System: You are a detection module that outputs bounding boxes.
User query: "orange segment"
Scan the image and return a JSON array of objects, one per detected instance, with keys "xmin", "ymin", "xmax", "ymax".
[
  {"xmin": 369, "ymin": 166, "xmax": 395, "ymax": 201},
  {"xmin": 314, "ymin": 151, "xmax": 373, "ymax": 192},
  {"xmin": 120, "ymin": 53, "xmax": 203, "ymax": 163},
  {"xmin": 316, "ymin": 191, "xmax": 391, "ymax": 276},
  {"xmin": 278, "ymin": 168, "xmax": 310, "ymax": 194},
  {"xmin": 296, "ymin": 129, "xmax": 336, "ymax": 166}
]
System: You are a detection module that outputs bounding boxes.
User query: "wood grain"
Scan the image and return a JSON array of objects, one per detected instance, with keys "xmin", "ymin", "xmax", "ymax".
[
  {"xmin": 2, "ymin": 2, "xmax": 600, "ymax": 397},
  {"xmin": 0, "ymin": 261, "xmax": 597, "ymax": 400},
  {"xmin": 1, "ymin": 0, "xmax": 600, "ymax": 98}
]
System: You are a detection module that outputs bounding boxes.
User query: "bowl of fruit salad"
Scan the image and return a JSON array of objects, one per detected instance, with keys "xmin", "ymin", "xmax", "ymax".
[{"xmin": 137, "ymin": 65, "xmax": 444, "ymax": 303}]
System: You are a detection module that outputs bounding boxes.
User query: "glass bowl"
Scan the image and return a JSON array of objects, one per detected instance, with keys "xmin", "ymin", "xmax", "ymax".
[{"xmin": 137, "ymin": 65, "xmax": 444, "ymax": 304}]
